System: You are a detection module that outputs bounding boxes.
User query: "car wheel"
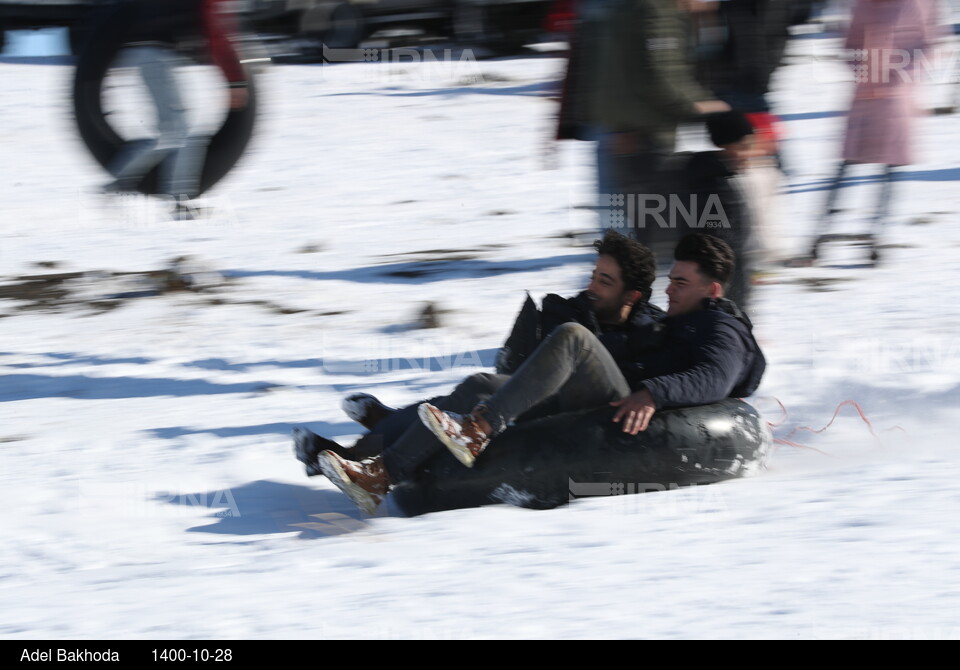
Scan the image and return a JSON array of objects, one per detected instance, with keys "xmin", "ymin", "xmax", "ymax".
[
  {"xmin": 302, "ymin": 3, "xmax": 365, "ymax": 50},
  {"xmin": 452, "ymin": 2, "xmax": 490, "ymax": 46}
]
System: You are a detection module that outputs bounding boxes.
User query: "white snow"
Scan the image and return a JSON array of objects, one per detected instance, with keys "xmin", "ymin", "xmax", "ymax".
[{"xmin": 1, "ymin": 28, "xmax": 959, "ymax": 640}]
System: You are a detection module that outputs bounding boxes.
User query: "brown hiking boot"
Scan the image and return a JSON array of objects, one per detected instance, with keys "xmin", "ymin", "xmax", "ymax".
[
  {"xmin": 316, "ymin": 451, "xmax": 390, "ymax": 514},
  {"xmin": 418, "ymin": 403, "xmax": 491, "ymax": 468},
  {"xmin": 341, "ymin": 393, "xmax": 396, "ymax": 431}
]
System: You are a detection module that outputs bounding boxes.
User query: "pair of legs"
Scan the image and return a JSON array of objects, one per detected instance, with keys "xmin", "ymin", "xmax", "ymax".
[
  {"xmin": 809, "ymin": 160, "xmax": 897, "ymax": 261},
  {"xmin": 106, "ymin": 46, "xmax": 209, "ymax": 200},
  {"xmin": 312, "ymin": 322, "xmax": 631, "ymax": 483},
  {"xmin": 309, "ymin": 323, "xmax": 632, "ymax": 512},
  {"xmin": 595, "ymin": 129, "xmax": 673, "ymax": 253},
  {"xmin": 822, "ymin": 160, "xmax": 897, "ymax": 224}
]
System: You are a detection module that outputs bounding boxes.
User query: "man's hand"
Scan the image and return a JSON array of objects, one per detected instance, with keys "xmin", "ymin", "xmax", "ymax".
[
  {"xmin": 610, "ymin": 389, "xmax": 657, "ymax": 435},
  {"xmin": 693, "ymin": 100, "xmax": 731, "ymax": 116}
]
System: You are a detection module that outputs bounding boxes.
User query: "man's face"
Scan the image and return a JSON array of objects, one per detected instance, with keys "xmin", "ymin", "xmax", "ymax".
[
  {"xmin": 587, "ymin": 254, "xmax": 635, "ymax": 323},
  {"xmin": 665, "ymin": 260, "xmax": 717, "ymax": 317}
]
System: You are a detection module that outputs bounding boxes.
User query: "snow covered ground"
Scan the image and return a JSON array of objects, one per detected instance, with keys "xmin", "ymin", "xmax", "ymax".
[{"xmin": 1, "ymin": 26, "xmax": 960, "ymax": 640}]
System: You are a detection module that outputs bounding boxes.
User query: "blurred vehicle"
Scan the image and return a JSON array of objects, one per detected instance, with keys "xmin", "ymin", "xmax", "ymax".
[
  {"xmin": 542, "ymin": 0, "xmax": 575, "ymax": 38},
  {"xmin": 245, "ymin": 0, "xmax": 553, "ymax": 51},
  {"xmin": 0, "ymin": 0, "xmax": 96, "ymax": 53},
  {"xmin": 0, "ymin": 1, "xmax": 257, "ymax": 55},
  {"xmin": 1, "ymin": 0, "xmax": 555, "ymax": 59}
]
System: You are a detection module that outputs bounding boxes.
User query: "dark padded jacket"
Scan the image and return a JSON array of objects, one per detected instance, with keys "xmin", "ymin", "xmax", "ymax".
[
  {"xmin": 496, "ymin": 291, "xmax": 666, "ymax": 377},
  {"xmin": 625, "ymin": 297, "xmax": 766, "ymax": 408}
]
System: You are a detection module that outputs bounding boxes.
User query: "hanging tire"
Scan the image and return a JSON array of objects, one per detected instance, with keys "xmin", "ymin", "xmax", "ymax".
[{"xmin": 72, "ymin": 2, "xmax": 258, "ymax": 196}]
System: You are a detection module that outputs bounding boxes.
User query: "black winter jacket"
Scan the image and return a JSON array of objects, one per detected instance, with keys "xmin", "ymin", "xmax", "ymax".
[
  {"xmin": 496, "ymin": 291, "xmax": 666, "ymax": 376},
  {"xmin": 625, "ymin": 297, "xmax": 765, "ymax": 408}
]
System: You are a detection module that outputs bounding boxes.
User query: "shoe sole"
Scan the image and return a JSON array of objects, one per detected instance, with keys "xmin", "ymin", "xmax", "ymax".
[
  {"xmin": 418, "ymin": 404, "xmax": 477, "ymax": 468},
  {"xmin": 316, "ymin": 452, "xmax": 382, "ymax": 515}
]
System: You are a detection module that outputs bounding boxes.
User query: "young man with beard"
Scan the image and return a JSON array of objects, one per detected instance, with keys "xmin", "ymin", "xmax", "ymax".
[{"xmin": 298, "ymin": 230, "xmax": 663, "ymax": 513}]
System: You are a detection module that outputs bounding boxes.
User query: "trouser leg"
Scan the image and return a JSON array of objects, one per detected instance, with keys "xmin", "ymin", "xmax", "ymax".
[
  {"xmin": 168, "ymin": 134, "xmax": 209, "ymax": 200},
  {"xmin": 478, "ymin": 322, "xmax": 630, "ymax": 435},
  {"xmin": 823, "ymin": 160, "xmax": 850, "ymax": 216},
  {"xmin": 874, "ymin": 164, "xmax": 895, "ymax": 226},
  {"xmin": 108, "ymin": 47, "xmax": 192, "ymax": 195},
  {"xmin": 595, "ymin": 130, "xmax": 618, "ymax": 234},
  {"xmin": 377, "ymin": 373, "xmax": 509, "ymax": 482}
]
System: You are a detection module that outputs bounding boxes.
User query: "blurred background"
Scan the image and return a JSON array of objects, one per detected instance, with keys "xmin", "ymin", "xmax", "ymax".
[
  {"xmin": 1, "ymin": 0, "xmax": 564, "ymax": 59},
  {"xmin": 6, "ymin": 0, "xmax": 956, "ymax": 61}
]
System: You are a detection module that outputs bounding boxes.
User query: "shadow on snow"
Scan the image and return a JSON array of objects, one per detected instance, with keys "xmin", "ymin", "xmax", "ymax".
[{"xmin": 158, "ymin": 479, "xmax": 395, "ymax": 538}]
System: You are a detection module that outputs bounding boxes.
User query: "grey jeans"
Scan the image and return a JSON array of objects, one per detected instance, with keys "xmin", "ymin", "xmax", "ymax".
[
  {"xmin": 108, "ymin": 46, "xmax": 208, "ymax": 198},
  {"xmin": 376, "ymin": 323, "xmax": 630, "ymax": 482},
  {"xmin": 477, "ymin": 322, "xmax": 631, "ymax": 435}
]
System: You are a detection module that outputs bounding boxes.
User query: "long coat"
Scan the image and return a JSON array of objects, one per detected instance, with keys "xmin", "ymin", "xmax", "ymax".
[{"xmin": 841, "ymin": 0, "xmax": 938, "ymax": 166}]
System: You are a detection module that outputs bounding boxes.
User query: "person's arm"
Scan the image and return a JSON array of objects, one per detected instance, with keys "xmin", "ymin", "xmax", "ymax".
[
  {"xmin": 625, "ymin": 0, "xmax": 725, "ymax": 120},
  {"xmin": 611, "ymin": 317, "xmax": 748, "ymax": 434},
  {"xmin": 640, "ymin": 319, "xmax": 746, "ymax": 409},
  {"xmin": 202, "ymin": 0, "xmax": 248, "ymax": 108}
]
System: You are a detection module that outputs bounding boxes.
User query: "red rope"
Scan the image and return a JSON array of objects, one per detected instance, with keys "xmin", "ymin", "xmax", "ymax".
[
  {"xmin": 761, "ymin": 398, "xmax": 905, "ymax": 453},
  {"xmin": 755, "ymin": 395, "xmax": 789, "ymax": 428}
]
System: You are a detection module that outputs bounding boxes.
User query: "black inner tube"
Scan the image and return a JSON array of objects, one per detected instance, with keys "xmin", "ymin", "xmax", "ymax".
[
  {"xmin": 391, "ymin": 398, "xmax": 771, "ymax": 516},
  {"xmin": 72, "ymin": 2, "xmax": 257, "ymax": 196}
]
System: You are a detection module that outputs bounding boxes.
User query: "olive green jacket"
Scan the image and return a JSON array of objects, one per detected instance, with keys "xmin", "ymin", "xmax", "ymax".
[{"xmin": 561, "ymin": 0, "xmax": 711, "ymax": 149}]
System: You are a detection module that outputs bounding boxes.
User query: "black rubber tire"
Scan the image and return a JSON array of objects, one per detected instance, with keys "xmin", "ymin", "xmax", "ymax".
[
  {"xmin": 72, "ymin": 2, "xmax": 258, "ymax": 196},
  {"xmin": 391, "ymin": 398, "xmax": 771, "ymax": 516}
]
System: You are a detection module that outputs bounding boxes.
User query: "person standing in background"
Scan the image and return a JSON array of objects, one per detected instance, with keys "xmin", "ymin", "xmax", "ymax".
[
  {"xmin": 101, "ymin": 0, "xmax": 249, "ymax": 220},
  {"xmin": 556, "ymin": 0, "xmax": 729, "ymax": 252},
  {"xmin": 693, "ymin": 0, "xmax": 821, "ymax": 266},
  {"xmin": 812, "ymin": 0, "xmax": 939, "ymax": 260}
]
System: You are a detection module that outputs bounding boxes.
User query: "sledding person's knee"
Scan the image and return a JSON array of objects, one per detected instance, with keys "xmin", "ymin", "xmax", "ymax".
[
  {"xmin": 547, "ymin": 322, "xmax": 594, "ymax": 346},
  {"xmin": 455, "ymin": 372, "xmax": 508, "ymax": 398}
]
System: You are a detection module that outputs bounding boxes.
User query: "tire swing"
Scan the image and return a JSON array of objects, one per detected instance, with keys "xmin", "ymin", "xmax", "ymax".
[
  {"xmin": 72, "ymin": 3, "xmax": 258, "ymax": 196},
  {"xmin": 391, "ymin": 398, "xmax": 772, "ymax": 516}
]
